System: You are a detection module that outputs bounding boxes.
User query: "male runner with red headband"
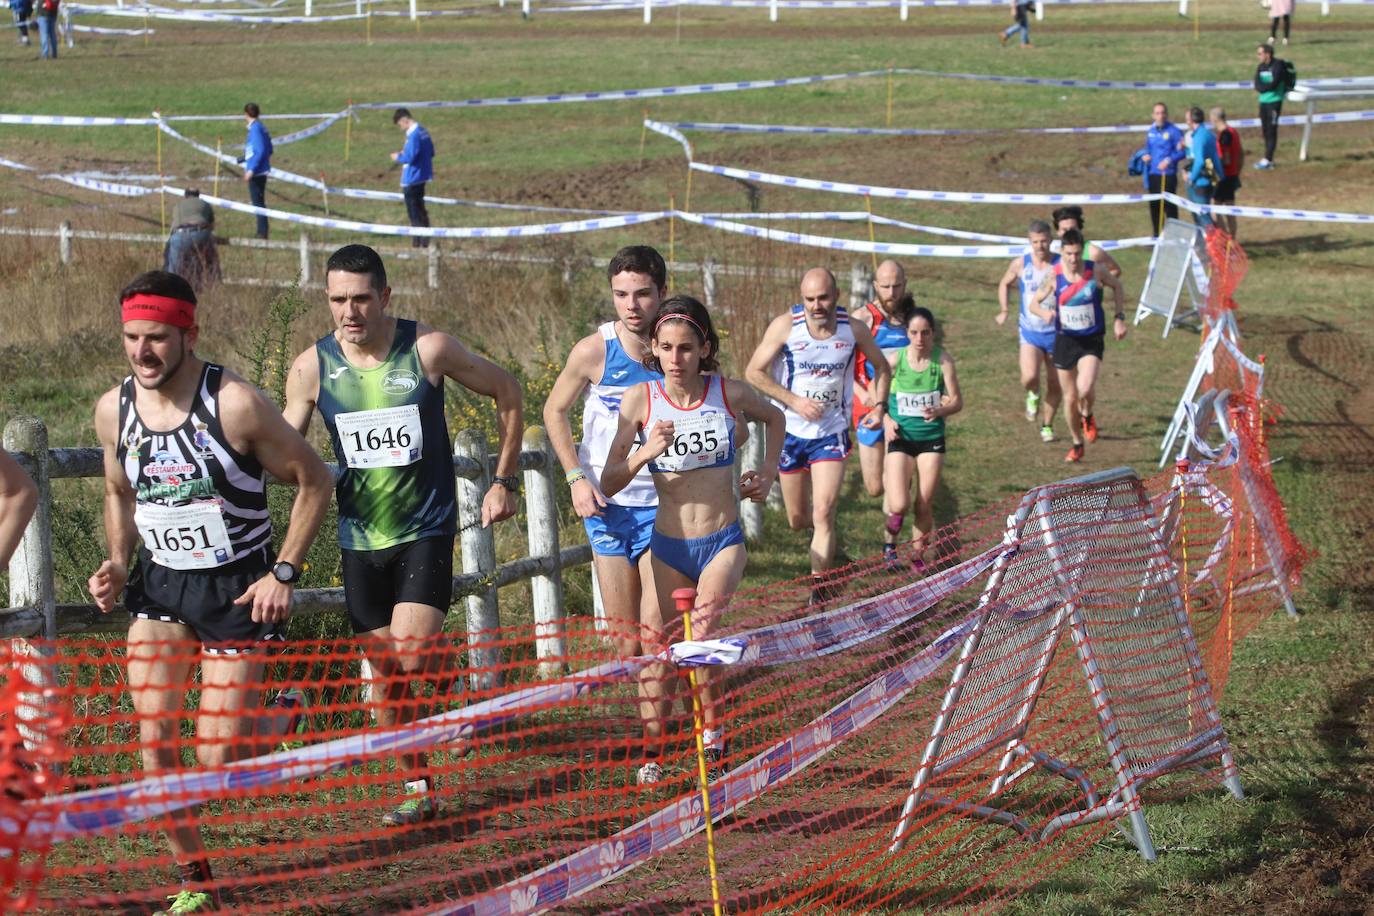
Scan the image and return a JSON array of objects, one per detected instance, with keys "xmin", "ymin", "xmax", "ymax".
[{"xmin": 88, "ymin": 270, "xmax": 333, "ymax": 914}]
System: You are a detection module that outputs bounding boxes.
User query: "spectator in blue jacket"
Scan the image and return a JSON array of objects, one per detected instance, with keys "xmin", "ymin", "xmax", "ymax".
[
  {"xmin": 241, "ymin": 102, "xmax": 273, "ymax": 239},
  {"xmin": 1140, "ymin": 102, "xmax": 1185, "ymax": 237},
  {"xmin": 390, "ymin": 108, "xmax": 435, "ymax": 248},
  {"xmin": 1184, "ymin": 106, "xmax": 1220, "ymax": 230}
]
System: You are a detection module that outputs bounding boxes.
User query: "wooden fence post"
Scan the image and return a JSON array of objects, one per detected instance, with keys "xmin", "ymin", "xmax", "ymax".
[
  {"xmin": 5, "ymin": 417, "xmax": 55, "ymax": 641},
  {"xmin": 740, "ymin": 419, "xmax": 764, "ymax": 542},
  {"xmin": 5, "ymin": 416, "xmax": 58, "ymax": 754},
  {"xmin": 454, "ymin": 429, "xmax": 502, "ymax": 690},
  {"xmin": 58, "ymin": 221, "xmax": 72, "ymax": 265},
  {"xmin": 701, "ymin": 256, "xmax": 718, "ymax": 311},
  {"xmin": 299, "ymin": 231, "xmax": 311, "ymax": 286},
  {"xmin": 427, "ymin": 244, "xmax": 439, "ymax": 289},
  {"xmin": 849, "ymin": 260, "xmax": 872, "ymax": 313},
  {"xmin": 523, "ymin": 426, "xmax": 566, "ymax": 677}
]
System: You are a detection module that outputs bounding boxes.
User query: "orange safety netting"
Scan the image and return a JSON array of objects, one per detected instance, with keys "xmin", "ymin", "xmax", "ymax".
[
  {"xmin": 2, "ymin": 444, "xmax": 1301, "ymax": 913},
  {"xmin": 1203, "ymin": 226, "xmax": 1248, "ymax": 324}
]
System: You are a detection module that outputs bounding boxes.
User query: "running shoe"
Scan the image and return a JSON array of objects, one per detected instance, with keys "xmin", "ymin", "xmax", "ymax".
[
  {"xmin": 1254, "ymin": 159, "xmax": 1273, "ymax": 170},
  {"xmin": 637, "ymin": 761, "xmax": 663, "ymax": 786},
  {"xmin": 704, "ymin": 744, "xmax": 729, "ymax": 784},
  {"xmin": 154, "ymin": 889, "xmax": 218, "ymax": 914},
  {"xmin": 1039, "ymin": 425, "xmax": 1055, "ymax": 443},
  {"xmin": 999, "ymin": 31, "xmax": 1008, "ymax": 47},
  {"xmin": 1025, "ymin": 391, "xmax": 1040, "ymax": 422},
  {"xmin": 382, "ymin": 787, "xmax": 437, "ymax": 827},
  {"xmin": 270, "ymin": 688, "xmax": 307, "ymax": 734},
  {"xmin": 1082, "ymin": 414, "xmax": 1098, "ymax": 444},
  {"xmin": 1265, "ymin": 35, "xmax": 1275, "ymax": 45},
  {"xmin": 883, "ymin": 543, "xmax": 903, "ymax": 571},
  {"xmin": 1064, "ymin": 443, "xmax": 1085, "ymax": 463}
]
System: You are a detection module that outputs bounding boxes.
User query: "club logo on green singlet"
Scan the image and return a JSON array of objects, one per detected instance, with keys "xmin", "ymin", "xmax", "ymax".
[{"xmin": 382, "ymin": 368, "xmax": 420, "ymax": 394}]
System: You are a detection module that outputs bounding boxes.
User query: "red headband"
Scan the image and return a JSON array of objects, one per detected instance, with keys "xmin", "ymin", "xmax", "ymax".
[
  {"xmin": 121, "ymin": 293, "xmax": 196, "ymax": 330},
  {"xmin": 654, "ymin": 312, "xmax": 706, "ymax": 341}
]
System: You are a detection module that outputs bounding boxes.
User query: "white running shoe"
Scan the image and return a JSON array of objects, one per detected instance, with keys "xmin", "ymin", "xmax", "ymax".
[
  {"xmin": 637, "ymin": 761, "xmax": 663, "ymax": 786},
  {"xmin": 1040, "ymin": 425, "xmax": 1055, "ymax": 443},
  {"xmin": 1025, "ymin": 391, "xmax": 1040, "ymax": 422}
]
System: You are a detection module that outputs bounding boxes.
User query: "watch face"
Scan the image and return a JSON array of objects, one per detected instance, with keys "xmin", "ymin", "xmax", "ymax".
[{"xmin": 273, "ymin": 561, "xmax": 297, "ymax": 583}]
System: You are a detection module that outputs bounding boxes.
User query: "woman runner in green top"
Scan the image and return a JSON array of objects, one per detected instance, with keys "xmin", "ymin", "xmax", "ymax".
[{"xmin": 882, "ymin": 306, "xmax": 962, "ymax": 566}]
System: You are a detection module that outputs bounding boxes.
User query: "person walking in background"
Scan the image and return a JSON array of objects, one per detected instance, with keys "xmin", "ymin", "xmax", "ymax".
[
  {"xmin": 1184, "ymin": 107, "xmax": 1220, "ymax": 230},
  {"xmin": 10, "ymin": 0, "xmax": 34, "ymax": 47},
  {"xmin": 1254, "ymin": 43, "xmax": 1296, "ymax": 169},
  {"xmin": 240, "ymin": 103, "xmax": 273, "ymax": 239},
  {"xmin": 390, "ymin": 108, "xmax": 435, "ymax": 249},
  {"xmin": 1141, "ymin": 103, "xmax": 1184, "ymax": 236},
  {"xmin": 34, "ymin": 0, "xmax": 56, "ymax": 58},
  {"xmin": 1211, "ymin": 107, "xmax": 1243, "ymax": 237},
  {"xmin": 1266, "ymin": 0, "xmax": 1293, "ymax": 47},
  {"xmin": 163, "ymin": 190, "xmax": 220, "ymax": 292},
  {"xmin": 999, "ymin": 0, "xmax": 1035, "ymax": 48}
]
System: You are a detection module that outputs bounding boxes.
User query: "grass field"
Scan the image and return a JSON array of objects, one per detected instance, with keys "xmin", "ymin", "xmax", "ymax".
[{"xmin": 2, "ymin": 0, "xmax": 1374, "ymax": 911}]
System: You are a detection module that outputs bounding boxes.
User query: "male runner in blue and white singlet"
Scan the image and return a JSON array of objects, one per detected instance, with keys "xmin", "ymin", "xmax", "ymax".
[
  {"xmin": 746, "ymin": 267, "xmax": 891, "ymax": 603},
  {"xmin": 544, "ymin": 245, "xmax": 671, "ymax": 785},
  {"xmin": 996, "ymin": 219, "xmax": 1061, "ymax": 442}
]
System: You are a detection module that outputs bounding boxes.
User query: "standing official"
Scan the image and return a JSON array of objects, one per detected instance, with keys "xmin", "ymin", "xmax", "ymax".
[
  {"xmin": 241, "ymin": 103, "xmax": 273, "ymax": 240},
  {"xmin": 1141, "ymin": 102, "xmax": 1184, "ymax": 236},
  {"xmin": 390, "ymin": 108, "xmax": 435, "ymax": 248}
]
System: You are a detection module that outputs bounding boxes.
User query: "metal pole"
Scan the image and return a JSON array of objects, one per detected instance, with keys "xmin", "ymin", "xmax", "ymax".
[
  {"xmin": 455, "ymin": 430, "xmax": 502, "ymax": 689},
  {"xmin": 523, "ymin": 427, "xmax": 566, "ymax": 678}
]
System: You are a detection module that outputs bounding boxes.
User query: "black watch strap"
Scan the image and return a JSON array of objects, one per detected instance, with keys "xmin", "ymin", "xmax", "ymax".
[
  {"xmin": 272, "ymin": 560, "xmax": 301, "ymax": 584},
  {"xmin": 493, "ymin": 475, "xmax": 520, "ymax": 493}
]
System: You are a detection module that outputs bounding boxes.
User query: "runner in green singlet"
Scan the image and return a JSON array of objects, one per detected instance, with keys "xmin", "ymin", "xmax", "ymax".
[
  {"xmin": 881, "ymin": 306, "xmax": 962, "ymax": 567},
  {"xmin": 285, "ymin": 244, "xmax": 525, "ymax": 828}
]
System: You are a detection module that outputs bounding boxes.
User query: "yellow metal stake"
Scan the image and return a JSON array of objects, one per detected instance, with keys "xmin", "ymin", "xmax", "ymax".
[
  {"xmin": 344, "ymin": 101, "xmax": 353, "ymax": 162},
  {"xmin": 673, "ymin": 587, "xmax": 723, "ymax": 916}
]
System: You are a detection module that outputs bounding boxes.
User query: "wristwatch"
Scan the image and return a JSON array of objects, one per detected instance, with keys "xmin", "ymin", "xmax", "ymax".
[
  {"xmin": 493, "ymin": 475, "xmax": 521, "ymax": 494},
  {"xmin": 272, "ymin": 560, "xmax": 301, "ymax": 584}
]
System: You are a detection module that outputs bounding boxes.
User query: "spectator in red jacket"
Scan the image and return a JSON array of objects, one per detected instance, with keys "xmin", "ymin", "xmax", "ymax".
[{"xmin": 1210, "ymin": 108, "xmax": 1243, "ymax": 238}]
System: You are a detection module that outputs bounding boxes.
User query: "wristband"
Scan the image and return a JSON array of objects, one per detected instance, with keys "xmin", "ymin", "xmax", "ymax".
[
  {"xmin": 565, "ymin": 469, "xmax": 587, "ymax": 485},
  {"xmin": 1114, "ymin": 313, "xmax": 1126, "ymax": 321}
]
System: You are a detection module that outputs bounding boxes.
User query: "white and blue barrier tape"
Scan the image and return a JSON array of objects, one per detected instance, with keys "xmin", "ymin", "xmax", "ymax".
[
  {"xmin": 66, "ymin": 3, "xmax": 368, "ymax": 22},
  {"xmin": 67, "ymin": 22, "xmax": 155, "ymax": 33},
  {"xmin": 691, "ymin": 159, "xmax": 1154, "ymax": 206},
  {"xmin": 687, "ymin": 159, "xmax": 1374, "ymax": 223},
  {"xmin": 153, "ymin": 119, "xmax": 636, "ymax": 215},
  {"xmin": 660, "ymin": 107, "xmax": 1374, "ymax": 139}
]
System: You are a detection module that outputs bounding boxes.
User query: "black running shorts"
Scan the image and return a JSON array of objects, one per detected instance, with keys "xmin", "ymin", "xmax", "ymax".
[
  {"xmin": 341, "ymin": 535, "xmax": 456, "ymax": 633},
  {"xmin": 125, "ymin": 547, "xmax": 280, "ymax": 654},
  {"xmin": 887, "ymin": 436, "xmax": 946, "ymax": 458},
  {"xmin": 1053, "ymin": 333, "xmax": 1105, "ymax": 371}
]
